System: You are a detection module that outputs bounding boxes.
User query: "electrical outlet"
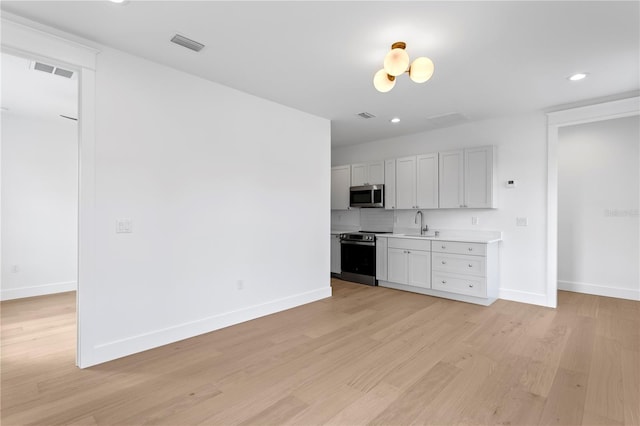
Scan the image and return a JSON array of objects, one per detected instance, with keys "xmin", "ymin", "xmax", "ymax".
[
  {"xmin": 516, "ymin": 217, "xmax": 528, "ymax": 226},
  {"xmin": 11, "ymin": 265, "xmax": 19, "ymax": 273},
  {"xmin": 471, "ymin": 217, "xmax": 479, "ymax": 225},
  {"xmin": 237, "ymin": 280, "xmax": 244, "ymax": 290}
]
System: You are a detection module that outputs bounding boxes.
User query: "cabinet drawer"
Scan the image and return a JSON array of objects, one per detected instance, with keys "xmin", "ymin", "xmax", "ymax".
[
  {"xmin": 432, "ymin": 272, "xmax": 486, "ymax": 297},
  {"xmin": 432, "ymin": 240, "xmax": 486, "ymax": 256},
  {"xmin": 388, "ymin": 238, "xmax": 431, "ymax": 252},
  {"xmin": 432, "ymin": 253, "xmax": 486, "ymax": 276}
]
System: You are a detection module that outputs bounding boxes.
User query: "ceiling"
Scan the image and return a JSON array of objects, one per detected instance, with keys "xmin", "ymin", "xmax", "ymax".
[{"xmin": 1, "ymin": 1, "xmax": 638, "ymax": 146}]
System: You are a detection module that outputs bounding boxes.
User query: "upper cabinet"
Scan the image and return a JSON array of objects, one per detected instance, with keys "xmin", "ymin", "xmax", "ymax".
[
  {"xmin": 331, "ymin": 165, "xmax": 351, "ymax": 210},
  {"xmin": 439, "ymin": 150, "xmax": 464, "ymax": 208},
  {"xmin": 396, "ymin": 154, "xmax": 438, "ymax": 209},
  {"xmin": 465, "ymin": 146, "xmax": 496, "ymax": 208},
  {"xmin": 331, "ymin": 145, "xmax": 495, "ymax": 211},
  {"xmin": 384, "ymin": 159, "xmax": 396, "ymax": 210},
  {"xmin": 439, "ymin": 146, "xmax": 496, "ymax": 208},
  {"xmin": 351, "ymin": 161, "xmax": 385, "ymax": 186}
]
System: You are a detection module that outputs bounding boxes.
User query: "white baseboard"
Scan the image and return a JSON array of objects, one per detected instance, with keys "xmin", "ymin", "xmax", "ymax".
[
  {"xmin": 498, "ymin": 288, "xmax": 550, "ymax": 307},
  {"xmin": 1, "ymin": 281, "xmax": 77, "ymax": 301},
  {"xmin": 79, "ymin": 286, "xmax": 332, "ymax": 368},
  {"xmin": 558, "ymin": 280, "xmax": 640, "ymax": 301}
]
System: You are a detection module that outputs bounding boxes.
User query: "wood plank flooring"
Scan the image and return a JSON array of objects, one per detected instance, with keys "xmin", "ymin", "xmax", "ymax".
[{"xmin": 1, "ymin": 279, "xmax": 639, "ymax": 425}]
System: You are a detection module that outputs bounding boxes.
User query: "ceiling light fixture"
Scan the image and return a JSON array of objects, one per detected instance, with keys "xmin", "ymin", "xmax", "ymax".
[
  {"xmin": 568, "ymin": 72, "xmax": 588, "ymax": 81},
  {"xmin": 374, "ymin": 41, "xmax": 434, "ymax": 92},
  {"xmin": 390, "ymin": 117, "xmax": 401, "ymax": 123}
]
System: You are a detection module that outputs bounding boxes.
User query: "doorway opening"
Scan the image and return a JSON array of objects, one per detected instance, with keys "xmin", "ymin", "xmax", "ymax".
[
  {"xmin": 1, "ymin": 51, "xmax": 79, "ymax": 303},
  {"xmin": 547, "ymin": 97, "xmax": 640, "ymax": 307},
  {"xmin": 558, "ymin": 117, "xmax": 639, "ymax": 299}
]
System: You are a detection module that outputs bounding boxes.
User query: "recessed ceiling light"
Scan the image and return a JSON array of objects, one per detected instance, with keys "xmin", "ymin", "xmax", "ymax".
[
  {"xmin": 390, "ymin": 117, "xmax": 401, "ymax": 124},
  {"xmin": 568, "ymin": 73, "xmax": 589, "ymax": 81},
  {"xmin": 109, "ymin": 0, "xmax": 128, "ymax": 4}
]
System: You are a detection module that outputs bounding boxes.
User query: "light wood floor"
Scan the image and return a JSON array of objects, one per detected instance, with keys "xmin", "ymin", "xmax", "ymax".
[{"xmin": 1, "ymin": 279, "xmax": 639, "ymax": 425}]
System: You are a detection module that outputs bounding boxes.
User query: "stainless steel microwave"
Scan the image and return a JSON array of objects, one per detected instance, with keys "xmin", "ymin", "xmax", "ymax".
[{"xmin": 350, "ymin": 184, "xmax": 384, "ymax": 208}]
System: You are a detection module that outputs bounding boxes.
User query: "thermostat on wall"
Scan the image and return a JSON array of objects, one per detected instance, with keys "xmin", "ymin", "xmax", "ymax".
[{"xmin": 506, "ymin": 180, "xmax": 517, "ymax": 188}]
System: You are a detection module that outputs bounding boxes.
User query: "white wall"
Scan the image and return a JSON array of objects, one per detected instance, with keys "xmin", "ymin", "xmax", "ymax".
[
  {"xmin": 1, "ymin": 114, "xmax": 78, "ymax": 300},
  {"xmin": 332, "ymin": 113, "xmax": 549, "ymax": 305},
  {"xmin": 558, "ymin": 116, "xmax": 639, "ymax": 300},
  {"xmin": 75, "ymin": 47, "xmax": 331, "ymax": 366}
]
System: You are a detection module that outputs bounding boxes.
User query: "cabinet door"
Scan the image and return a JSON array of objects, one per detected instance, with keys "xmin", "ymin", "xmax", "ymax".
[
  {"xmin": 351, "ymin": 163, "xmax": 368, "ymax": 187},
  {"xmin": 407, "ymin": 250, "xmax": 431, "ymax": 288},
  {"xmin": 416, "ymin": 153, "xmax": 439, "ymax": 209},
  {"xmin": 330, "ymin": 235, "xmax": 341, "ymax": 274},
  {"xmin": 396, "ymin": 156, "xmax": 417, "ymax": 209},
  {"xmin": 331, "ymin": 165, "xmax": 351, "ymax": 210},
  {"xmin": 384, "ymin": 159, "xmax": 396, "ymax": 210},
  {"xmin": 465, "ymin": 146, "xmax": 495, "ymax": 208},
  {"xmin": 368, "ymin": 161, "xmax": 385, "ymax": 185},
  {"xmin": 375, "ymin": 237, "xmax": 388, "ymax": 281},
  {"xmin": 387, "ymin": 248, "xmax": 408, "ymax": 284},
  {"xmin": 439, "ymin": 150, "xmax": 464, "ymax": 208}
]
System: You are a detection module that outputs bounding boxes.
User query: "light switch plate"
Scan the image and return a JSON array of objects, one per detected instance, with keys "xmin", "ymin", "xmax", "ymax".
[
  {"xmin": 472, "ymin": 217, "xmax": 479, "ymax": 225},
  {"xmin": 516, "ymin": 217, "xmax": 528, "ymax": 226},
  {"xmin": 116, "ymin": 219, "xmax": 132, "ymax": 233}
]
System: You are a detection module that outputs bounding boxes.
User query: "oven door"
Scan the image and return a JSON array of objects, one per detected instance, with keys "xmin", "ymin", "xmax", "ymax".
[{"xmin": 340, "ymin": 240, "xmax": 377, "ymax": 286}]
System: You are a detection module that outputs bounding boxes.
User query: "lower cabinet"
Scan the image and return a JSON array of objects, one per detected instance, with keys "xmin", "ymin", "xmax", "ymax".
[
  {"xmin": 386, "ymin": 239, "xmax": 431, "ymax": 289},
  {"xmin": 330, "ymin": 234, "xmax": 341, "ymax": 275},
  {"xmin": 379, "ymin": 237, "xmax": 499, "ymax": 306}
]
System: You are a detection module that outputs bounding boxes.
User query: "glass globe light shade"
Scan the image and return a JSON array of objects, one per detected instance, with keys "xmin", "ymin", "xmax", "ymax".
[
  {"xmin": 383, "ymin": 48, "xmax": 410, "ymax": 77},
  {"xmin": 373, "ymin": 69, "xmax": 396, "ymax": 92},
  {"xmin": 409, "ymin": 57, "xmax": 435, "ymax": 83}
]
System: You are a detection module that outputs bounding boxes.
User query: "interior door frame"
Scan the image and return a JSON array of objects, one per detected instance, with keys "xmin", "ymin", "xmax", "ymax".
[
  {"xmin": 1, "ymin": 14, "xmax": 99, "ymax": 367},
  {"xmin": 546, "ymin": 96, "xmax": 640, "ymax": 308}
]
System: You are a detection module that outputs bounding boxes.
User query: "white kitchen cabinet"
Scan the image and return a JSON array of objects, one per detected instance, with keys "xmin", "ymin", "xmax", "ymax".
[
  {"xmin": 439, "ymin": 146, "xmax": 496, "ymax": 209},
  {"xmin": 331, "ymin": 165, "xmax": 351, "ymax": 210},
  {"xmin": 379, "ymin": 236, "xmax": 500, "ymax": 306},
  {"xmin": 431, "ymin": 240, "xmax": 499, "ymax": 302},
  {"xmin": 375, "ymin": 236, "xmax": 388, "ymax": 281},
  {"xmin": 395, "ymin": 154, "xmax": 438, "ymax": 209},
  {"xmin": 395, "ymin": 156, "xmax": 416, "ymax": 209},
  {"xmin": 416, "ymin": 153, "xmax": 439, "ymax": 209},
  {"xmin": 330, "ymin": 234, "xmax": 341, "ymax": 275},
  {"xmin": 439, "ymin": 150, "xmax": 464, "ymax": 208},
  {"xmin": 351, "ymin": 161, "xmax": 385, "ymax": 186},
  {"xmin": 384, "ymin": 159, "xmax": 396, "ymax": 210},
  {"xmin": 386, "ymin": 238, "xmax": 431, "ymax": 289},
  {"xmin": 465, "ymin": 146, "xmax": 496, "ymax": 208}
]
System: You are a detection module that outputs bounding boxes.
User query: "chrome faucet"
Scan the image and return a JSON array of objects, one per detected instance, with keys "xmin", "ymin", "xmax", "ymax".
[{"xmin": 414, "ymin": 210, "xmax": 428, "ymax": 236}]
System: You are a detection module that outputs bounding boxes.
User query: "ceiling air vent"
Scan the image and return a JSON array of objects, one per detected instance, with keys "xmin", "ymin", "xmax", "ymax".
[
  {"xmin": 425, "ymin": 112, "xmax": 468, "ymax": 129},
  {"xmin": 31, "ymin": 61, "xmax": 74, "ymax": 79},
  {"xmin": 170, "ymin": 34, "xmax": 205, "ymax": 52},
  {"xmin": 357, "ymin": 112, "xmax": 376, "ymax": 119}
]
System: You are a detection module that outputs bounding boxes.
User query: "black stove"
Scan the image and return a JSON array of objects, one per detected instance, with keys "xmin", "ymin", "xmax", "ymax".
[{"xmin": 339, "ymin": 231, "xmax": 390, "ymax": 286}]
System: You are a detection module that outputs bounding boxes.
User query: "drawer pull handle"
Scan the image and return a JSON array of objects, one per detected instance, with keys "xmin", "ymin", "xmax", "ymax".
[
  {"xmin": 468, "ymin": 247, "xmax": 473, "ymax": 251},
  {"xmin": 442, "ymin": 261, "xmax": 447, "ymax": 264},
  {"xmin": 442, "ymin": 280, "xmax": 447, "ymax": 284},
  {"xmin": 468, "ymin": 264, "xmax": 473, "ymax": 267},
  {"xmin": 468, "ymin": 284, "xmax": 474, "ymax": 288},
  {"xmin": 441, "ymin": 245, "xmax": 446, "ymax": 249}
]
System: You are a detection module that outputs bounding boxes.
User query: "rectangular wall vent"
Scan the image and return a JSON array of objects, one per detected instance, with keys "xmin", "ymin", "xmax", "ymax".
[
  {"xmin": 357, "ymin": 112, "xmax": 376, "ymax": 119},
  {"xmin": 170, "ymin": 34, "xmax": 205, "ymax": 52},
  {"xmin": 34, "ymin": 62, "xmax": 55, "ymax": 73},
  {"xmin": 32, "ymin": 61, "xmax": 74, "ymax": 79},
  {"xmin": 54, "ymin": 68, "xmax": 74, "ymax": 78}
]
